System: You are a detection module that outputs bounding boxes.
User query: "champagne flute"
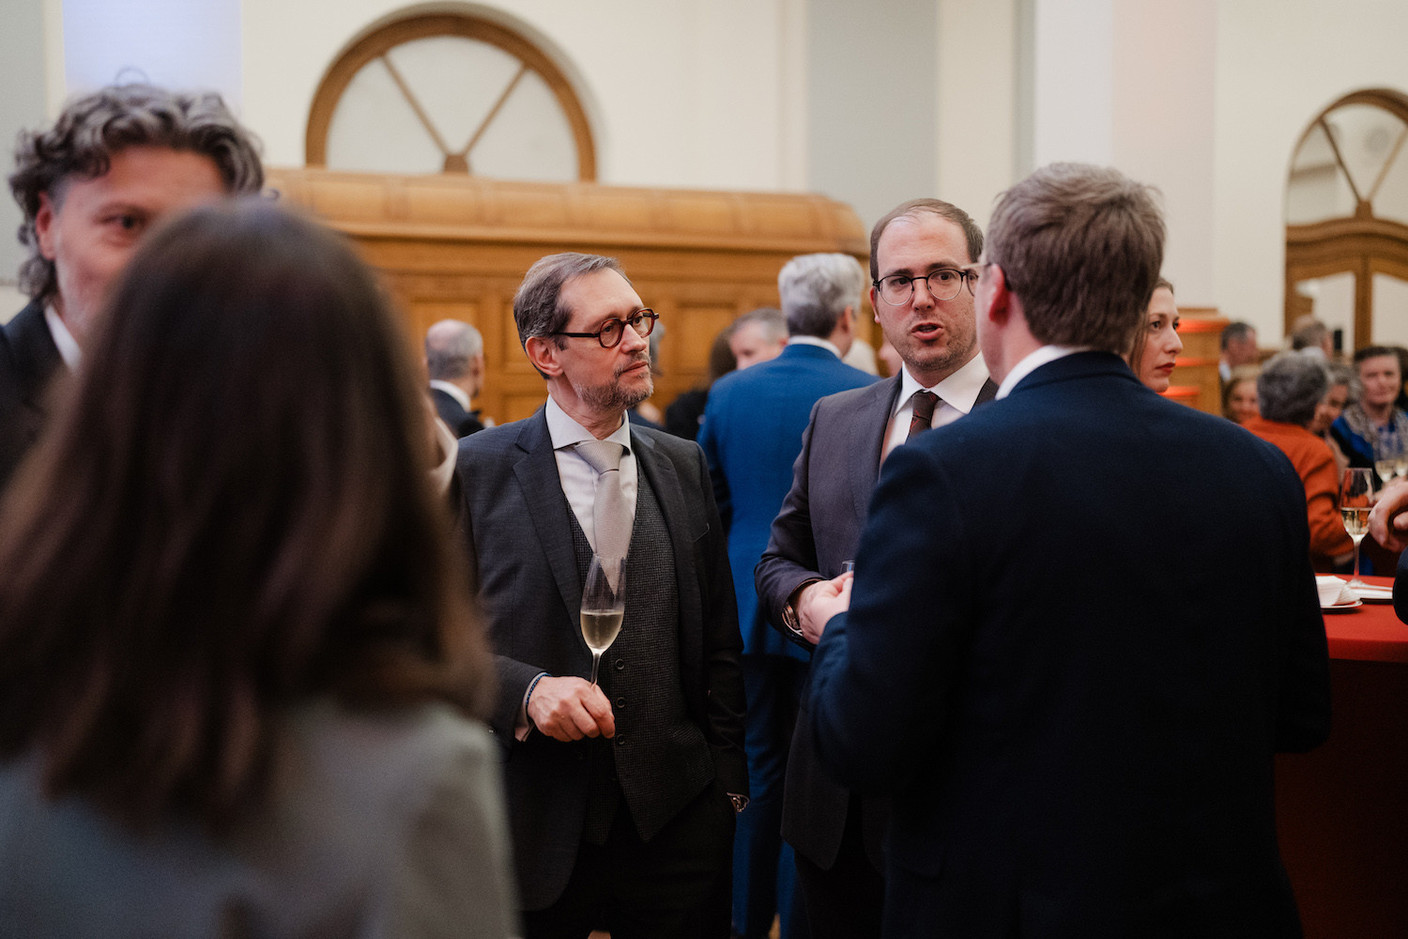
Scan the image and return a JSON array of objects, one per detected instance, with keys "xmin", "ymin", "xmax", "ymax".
[
  {"xmin": 1375, "ymin": 430, "xmax": 1401, "ymax": 485},
  {"xmin": 580, "ymin": 555, "xmax": 625, "ymax": 686},
  {"xmin": 1339, "ymin": 467, "xmax": 1374, "ymax": 588}
]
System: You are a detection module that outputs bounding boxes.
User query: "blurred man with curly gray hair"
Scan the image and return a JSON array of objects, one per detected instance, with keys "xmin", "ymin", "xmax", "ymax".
[{"xmin": 1, "ymin": 83, "xmax": 263, "ymax": 489}]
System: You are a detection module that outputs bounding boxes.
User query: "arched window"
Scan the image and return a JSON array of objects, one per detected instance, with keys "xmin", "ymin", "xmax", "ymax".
[
  {"xmin": 1286, "ymin": 89, "xmax": 1408, "ymax": 350},
  {"xmin": 306, "ymin": 9, "xmax": 596, "ymax": 181}
]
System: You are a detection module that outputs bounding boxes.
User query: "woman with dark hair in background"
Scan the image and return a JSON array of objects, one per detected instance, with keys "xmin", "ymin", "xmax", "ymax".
[
  {"xmin": 0, "ymin": 201, "xmax": 516, "ymax": 937},
  {"xmin": 1127, "ymin": 277, "xmax": 1182, "ymax": 392}
]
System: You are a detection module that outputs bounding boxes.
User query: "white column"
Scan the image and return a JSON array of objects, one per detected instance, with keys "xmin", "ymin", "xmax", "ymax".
[{"xmin": 1024, "ymin": 0, "xmax": 1217, "ymax": 305}]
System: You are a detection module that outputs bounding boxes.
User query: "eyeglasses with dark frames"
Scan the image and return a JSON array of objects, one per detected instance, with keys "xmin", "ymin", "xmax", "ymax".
[
  {"xmin": 550, "ymin": 309, "xmax": 659, "ymax": 349},
  {"xmin": 873, "ymin": 268, "xmax": 977, "ymax": 305}
]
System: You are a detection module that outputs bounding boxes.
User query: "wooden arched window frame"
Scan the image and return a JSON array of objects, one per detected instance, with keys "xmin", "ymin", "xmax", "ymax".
[
  {"xmin": 1285, "ymin": 88, "xmax": 1408, "ymax": 350},
  {"xmin": 305, "ymin": 11, "xmax": 597, "ymax": 180}
]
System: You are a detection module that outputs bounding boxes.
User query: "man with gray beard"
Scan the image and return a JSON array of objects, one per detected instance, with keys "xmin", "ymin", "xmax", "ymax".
[{"xmin": 455, "ymin": 252, "xmax": 748, "ymax": 938}]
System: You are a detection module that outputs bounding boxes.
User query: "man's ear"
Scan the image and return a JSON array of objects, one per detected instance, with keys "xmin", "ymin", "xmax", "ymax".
[
  {"xmin": 35, "ymin": 192, "xmax": 58, "ymax": 260},
  {"xmin": 983, "ymin": 264, "xmax": 1012, "ymax": 325},
  {"xmin": 868, "ymin": 286, "xmax": 881, "ymax": 324},
  {"xmin": 524, "ymin": 335, "xmax": 563, "ymax": 378}
]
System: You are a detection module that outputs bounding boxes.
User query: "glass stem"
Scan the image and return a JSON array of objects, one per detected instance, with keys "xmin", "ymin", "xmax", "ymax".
[{"xmin": 589, "ymin": 651, "xmax": 602, "ymax": 686}]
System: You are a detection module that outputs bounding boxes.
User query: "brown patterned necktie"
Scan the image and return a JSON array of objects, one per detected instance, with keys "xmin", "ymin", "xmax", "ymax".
[
  {"xmin": 906, "ymin": 390, "xmax": 940, "ymax": 441},
  {"xmin": 576, "ymin": 440, "xmax": 632, "ymax": 563}
]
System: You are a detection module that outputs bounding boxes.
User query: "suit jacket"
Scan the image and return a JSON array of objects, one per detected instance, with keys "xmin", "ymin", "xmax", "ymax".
[
  {"xmin": 697, "ymin": 343, "xmax": 876, "ymax": 659},
  {"xmin": 0, "ymin": 701, "xmax": 518, "ymax": 938},
  {"xmin": 455, "ymin": 407, "xmax": 747, "ymax": 909},
  {"xmin": 806, "ymin": 352, "xmax": 1331, "ymax": 937},
  {"xmin": 0, "ymin": 300, "xmax": 63, "ymax": 491},
  {"xmin": 753, "ymin": 370, "xmax": 997, "ymax": 870},
  {"xmin": 431, "ymin": 387, "xmax": 485, "ymax": 438}
]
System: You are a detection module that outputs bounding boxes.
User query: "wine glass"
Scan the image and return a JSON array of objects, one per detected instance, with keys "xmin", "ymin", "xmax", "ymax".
[
  {"xmin": 1374, "ymin": 430, "xmax": 1401, "ymax": 485},
  {"xmin": 580, "ymin": 555, "xmax": 625, "ymax": 686},
  {"xmin": 1339, "ymin": 467, "xmax": 1374, "ymax": 588}
]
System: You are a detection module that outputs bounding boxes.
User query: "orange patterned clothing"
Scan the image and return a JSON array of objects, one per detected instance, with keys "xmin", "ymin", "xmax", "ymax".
[{"xmin": 1243, "ymin": 417, "xmax": 1353, "ymax": 566}]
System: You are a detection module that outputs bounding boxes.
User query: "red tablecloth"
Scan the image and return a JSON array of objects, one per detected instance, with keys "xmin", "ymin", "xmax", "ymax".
[
  {"xmin": 1278, "ymin": 573, "xmax": 1408, "ymax": 938},
  {"xmin": 1318, "ymin": 574, "xmax": 1408, "ymax": 662}
]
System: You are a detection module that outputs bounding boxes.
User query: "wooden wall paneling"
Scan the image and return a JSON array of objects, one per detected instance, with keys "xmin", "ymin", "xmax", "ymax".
[
  {"xmin": 269, "ymin": 167, "xmax": 869, "ymax": 429},
  {"xmin": 1166, "ymin": 309, "xmax": 1227, "ymax": 415}
]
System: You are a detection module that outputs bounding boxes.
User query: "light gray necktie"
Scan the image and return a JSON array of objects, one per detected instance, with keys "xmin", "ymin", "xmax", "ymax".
[{"xmin": 576, "ymin": 440, "xmax": 632, "ymax": 562}]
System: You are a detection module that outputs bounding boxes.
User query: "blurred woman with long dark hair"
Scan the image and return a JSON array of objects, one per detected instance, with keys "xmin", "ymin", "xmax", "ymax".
[{"xmin": 0, "ymin": 200, "xmax": 516, "ymax": 937}]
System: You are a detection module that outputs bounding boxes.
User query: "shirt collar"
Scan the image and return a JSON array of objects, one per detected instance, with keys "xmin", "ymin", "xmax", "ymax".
[
  {"xmin": 429, "ymin": 379, "xmax": 470, "ymax": 410},
  {"xmin": 44, "ymin": 304, "xmax": 81, "ymax": 370},
  {"xmin": 995, "ymin": 345, "xmax": 1093, "ymax": 399},
  {"xmin": 787, "ymin": 335, "xmax": 842, "ymax": 358},
  {"xmin": 893, "ymin": 352, "xmax": 991, "ymax": 416},
  {"xmin": 545, "ymin": 395, "xmax": 631, "ymax": 451}
]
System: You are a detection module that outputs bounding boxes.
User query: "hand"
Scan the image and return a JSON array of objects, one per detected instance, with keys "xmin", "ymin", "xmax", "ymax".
[
  {"xmin": 796, "ymin": 573, "xmax": 853, "ymax": 644},
  {"xmin": 1369, "ymin": 478, "xmax": 1408, "ymax": 552},
  {"xmin": 526, "ymin": 676, "xmax": 615, "ymax": 742}
]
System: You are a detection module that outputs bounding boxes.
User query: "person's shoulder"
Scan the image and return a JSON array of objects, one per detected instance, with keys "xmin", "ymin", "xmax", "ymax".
[
  {"xmin": 290, "ymin": 700, "xmax": 495, "ymax": 794},
  {"xmin": 634, "ymin": 421, "xmax": 701, "ymax": 459},
  {"xmin": 815, "ymin": 374, "xmax": 895, "ymax": 412},
  {"xmin": 460, "ymin": 413, "xmax": 534, "ymax": 450}
]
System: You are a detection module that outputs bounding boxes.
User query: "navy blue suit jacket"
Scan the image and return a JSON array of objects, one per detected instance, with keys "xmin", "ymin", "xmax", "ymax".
[
  {"xmin": 808, "ymin": 351, "xmax": 1331, "ymax": 937},
  {"xmin": 697, "ymin": 343, "xmax": 875, "ymax": 659}
]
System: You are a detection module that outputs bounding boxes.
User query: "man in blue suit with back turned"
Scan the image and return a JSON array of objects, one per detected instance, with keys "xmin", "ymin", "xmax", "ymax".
[
  {"xmin": 804, "ymin": 163, "xmax": 1331, "ymax": 937},
  {"xmin": 698, "ymin": 253, "xmax": 876, "ymax": 938}
]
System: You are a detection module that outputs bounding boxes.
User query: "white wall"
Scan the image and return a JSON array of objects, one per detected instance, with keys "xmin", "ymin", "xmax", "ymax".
[
  {"xmin": 1215, "ymin": 0, "xmax": 1408, "ymax": 344},
  {"xmin": 1026, "ymin": 0, "xmax": 1217, "ymax": 305},
  {"xmin": 241, "ymin": 0, "xmax": 800, "ymax": 191}
]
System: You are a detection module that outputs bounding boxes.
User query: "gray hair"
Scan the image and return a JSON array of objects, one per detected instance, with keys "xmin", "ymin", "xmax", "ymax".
[
  {"xmin": 1289, "ymin": 320, "xmax": 1329, "ymax": 352},
  {"xmin": 778, "ymin": 253, "xmax": 866, "ymax": 339},
  {"xmin": 1327, "ymin": 360, "xmax": 1358, "ymax": 403},
  {"xmin": 1258, "ymin": 351, "xmax": 1330, "ymax": 427},
  {"xmin": 425, "ymin": 319, "xmax": 483, "ymax": 380},
  {"xmin": 512, "ymin": 253, "xmax": 625, "ymax": 347},
  {"xmin": 986, "ymin": 163, "xmax": 1164, "ymax": 354},
  {"xmin": 729, "ymin": 307, "xmax": 786, "ymax": 343},
  {"xmin": 9, "ymin": 83, "xmax": 264, "ymax": 303}
]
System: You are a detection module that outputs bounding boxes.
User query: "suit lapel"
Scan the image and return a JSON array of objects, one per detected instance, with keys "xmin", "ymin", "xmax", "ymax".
[
  {"xmin": 975, "ymin": 377, "xmax": 999, "ymax": 407},
  {"xmin": 846, "ymin": 376, "xmax": 901, "ymax": 522},
  {"xmin": 4, "ymin": 300, "xmax": 64, "ymax": 415},
  {"xmin": 511, "ymin": 410, "xmax": 584, "ymax": 622}
]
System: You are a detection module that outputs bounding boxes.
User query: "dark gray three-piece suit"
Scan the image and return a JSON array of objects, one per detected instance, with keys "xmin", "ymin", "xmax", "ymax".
[{"xmin": 456, "ymin": 406, "xmax": 748, "ymax": 920}]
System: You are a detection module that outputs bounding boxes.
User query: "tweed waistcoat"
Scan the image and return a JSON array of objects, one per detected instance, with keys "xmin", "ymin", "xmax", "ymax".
[{"xmin": 570, "ymin": 462, "xmax": 714, "ymax": 842}]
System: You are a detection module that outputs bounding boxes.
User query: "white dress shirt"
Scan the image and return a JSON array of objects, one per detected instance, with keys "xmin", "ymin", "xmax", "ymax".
[
  {"xmin": 882, "ymin": 352, "xmax": 992, "ymax": 460},
  {"xmin": 995, "ymin": 345, "xmax": 1093, "ymax": 400},
  {"xmin": 545, "ymin": 396, "xmax": 638, "ymax": 555}
]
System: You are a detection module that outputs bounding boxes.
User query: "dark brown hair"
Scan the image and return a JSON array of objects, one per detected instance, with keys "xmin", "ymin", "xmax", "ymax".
[
  {"xmin": 1127, "ymin": 276, "xmax": 1176, "ymax": 373},
  {"xmin": 0, "ymin": 199, "xmax": 491, "ymax": 830}
]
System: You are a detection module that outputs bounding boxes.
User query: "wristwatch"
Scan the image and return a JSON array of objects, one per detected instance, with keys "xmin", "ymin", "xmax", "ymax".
[{"xmin": 782, "ymin": 579, "xmax": 820, "ymax": 640}]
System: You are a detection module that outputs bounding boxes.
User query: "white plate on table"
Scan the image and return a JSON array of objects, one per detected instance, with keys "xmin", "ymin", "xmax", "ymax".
[
  {"xmin": 1322, "ymin": 598, "xmax": 1363, "ymax": 613},
  {"xmin": 1351, "ymin": 584, "xmax": 1394, "ymax": 604}
]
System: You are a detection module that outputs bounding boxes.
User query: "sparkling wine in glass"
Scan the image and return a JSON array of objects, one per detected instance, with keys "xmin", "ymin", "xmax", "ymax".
[
  {"xmin": 1339, "ymin": 467, "xmax": 1374, "ymax": 588},
  {"xmin": 581, "ymin": 556, "xmax": 625, "ymax": 685},
  {"xmin": 1375, "ymin": 431, "xmax": 1401, "ymax": 485}
]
